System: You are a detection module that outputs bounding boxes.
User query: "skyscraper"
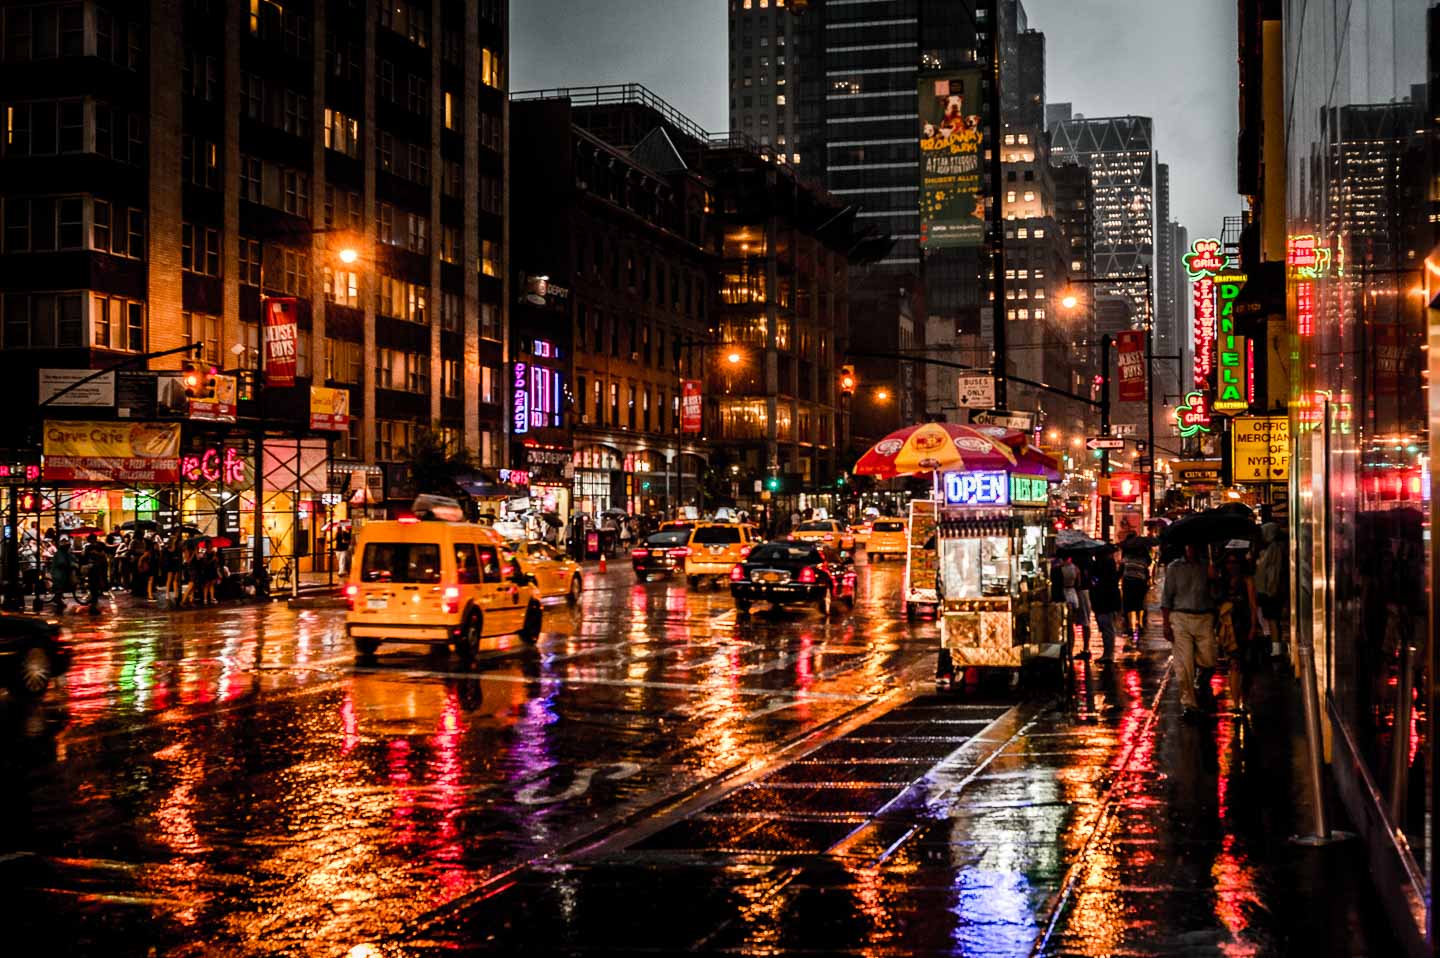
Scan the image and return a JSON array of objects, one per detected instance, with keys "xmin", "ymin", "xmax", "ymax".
[{"xmin": 1049, "ymin": 115, "xmax": 1157, "ymax": 327}]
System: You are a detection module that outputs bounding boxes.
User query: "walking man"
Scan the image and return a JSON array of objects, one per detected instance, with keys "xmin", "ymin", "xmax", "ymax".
[{"xmin": 1162, "ymin": 542, "xmax": 1218, "ymax": 722}]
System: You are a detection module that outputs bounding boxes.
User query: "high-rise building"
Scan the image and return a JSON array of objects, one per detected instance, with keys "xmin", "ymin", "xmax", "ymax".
[
  {"xmin": 1153, "ymin": 164, "xmax": 1182, "ymax": 404},
  {"xmin": 0, "ymin": 1, "xmax": 509, "ymax": 535},
  {"xmin": 1171, "ymin": 222, "xmax": 1189, "ymax": 394},
  {"xmin": 1045, "ymin": 100, "xmax": 1072, "ymax": 132},
  {"xmin": 1049, "ymin": 114, "xmax": 1157, "ymax": 327}
]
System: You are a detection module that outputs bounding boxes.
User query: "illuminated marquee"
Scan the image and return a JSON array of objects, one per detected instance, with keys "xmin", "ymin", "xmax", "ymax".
[
  {"xmin": 180, "ymin": 446, "xmax": 247, "ymax": 485},
  {"xmin": 512, "ymin": 362, "xmax": 565, "ymax": 436},
  {"xmin": 513, "ymin": 362, "xmax": 529, "ymax": 435},
  {"xmin": 1008, "ymin": 474, "xmax": 1049, "ymax": 507},
  {"xmin": 1193, "ymin": 276, "xmax": 1216, "ymax": 386},
  {"xmin": 1214, "ymin": 271, "xmax": 1249, "ymax": 413},
  {"xmin": 943, "ymin": 470, "xmax": 1008, "ymax": 506}
]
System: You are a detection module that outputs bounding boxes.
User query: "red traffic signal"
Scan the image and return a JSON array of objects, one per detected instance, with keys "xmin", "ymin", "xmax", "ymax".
[{"xmin": 839, "ymin": 364, "xmax": 857, "ymax": 395}]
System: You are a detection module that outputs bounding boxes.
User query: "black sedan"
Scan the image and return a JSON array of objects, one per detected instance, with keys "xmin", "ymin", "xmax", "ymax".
[
  {"xmin": 729, "ymin": 541, "xmax": 856, "ymax": 617},
  {"xmin": 0, "ymin": 612, "xmax": 72, "ymax": 695},
  {"xmin": 631, "ymin": 529, "xmax": 692, "ymax": 581}
]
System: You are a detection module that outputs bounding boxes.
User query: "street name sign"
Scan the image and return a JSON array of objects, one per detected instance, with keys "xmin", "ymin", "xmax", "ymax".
[{"xmin": 956, "ymin": 375, "xmax": 996, "ymax": 409}]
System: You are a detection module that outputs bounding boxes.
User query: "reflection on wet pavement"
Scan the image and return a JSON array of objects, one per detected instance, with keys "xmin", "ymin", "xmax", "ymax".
[
  {"xmin": 2, "ymin": 559, "xmax": 1396, "ymax": 956},
  {"xmin": 2, "ymin": 560, "xmax": 939, "ymax": 955}
]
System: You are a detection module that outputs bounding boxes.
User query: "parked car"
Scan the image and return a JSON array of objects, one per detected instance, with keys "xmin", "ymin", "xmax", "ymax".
[
  {"xmin": 631, "ymin": 529, "xmax": 692, "ymax": 581},
  {"xmin": 507, "ymin": 540, "xmax": 584, "ymax": 604},
  {"xmin": 0, "ymin": 612, "xmax": 72, "ymax": 695},
  {"xmin": 684, "ymin": 523, "xmax": 756, "ymax": 588},
  {"xmin": 864, "ymin": 518, "xmax": 908, "ymax": 559},
  {"xmin": 346, "ymin": 518, "xmax": 543, "ymax": 661},
  {"xmin": 729, "ymin": 541, "xmax": 856, "ymax": 617},
  {"xmin": 790, "ymin": 519, "xmax": 856, "ymax": 554}
]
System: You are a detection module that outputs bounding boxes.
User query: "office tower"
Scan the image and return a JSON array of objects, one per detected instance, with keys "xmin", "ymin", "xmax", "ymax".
[
  {"xmin": 1045, "ymin": 100, "xmax": 1072, "ymax": 131},
  {"xmin": 1049, "ymin": 114, "xmax": 1157, "ymax": 327}
]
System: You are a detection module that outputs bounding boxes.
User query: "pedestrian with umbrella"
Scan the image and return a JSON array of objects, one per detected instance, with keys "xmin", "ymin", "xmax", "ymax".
[
  {"xmin": 1089, "ymin": 544, "xmax": 1122, "ymax": 662},
  {"xmin": 48, "ymin": 537, "xmax": 79, "ymax": 612},
  {"xmin": 1121, "ymin": 531, "xmax": 1154, "ymax": 642}
]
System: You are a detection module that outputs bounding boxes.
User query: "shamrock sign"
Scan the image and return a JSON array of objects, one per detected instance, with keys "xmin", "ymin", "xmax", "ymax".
[
  {"xmin": 1175, "ymin": 391, "xmax": 1212, "ymax": 438},
  {"xmin": 1184, "ymin": 238, "xmax": 1228, "ymax": 279}
]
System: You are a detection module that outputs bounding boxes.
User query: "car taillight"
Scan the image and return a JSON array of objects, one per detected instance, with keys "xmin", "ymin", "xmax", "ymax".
[
  {"xmin": 442, "ymin": 585, "xmax": 460, "ymax": 614},
  {"xmin": 345, "ymin": 583, "xmax": 358, "ymax": 610},
  {"xmin": 822, "ymin": 534, "xmax": 834, "ymax": 541},
  {"xmin": 396, "ymin": 513, "xmax": 420, "ymax": 524},
  {"xmin": 739, "ymin": 545, "xmax": 751, "ymax": 557},
  {"xmin": 730, "ymin": 564, "xmax": 746, "ymax": 582},
  {"xmin": 798, "ymin": 566, "xmax": 817, "ymax": 584},
  {"xmin": 669, "ymin": 547, "xmax": 691, "ymax": 558},
  {"xmin": 786, "ymin": 534, "xmax": 796, "ymax": 542},
  {"xmin": 631, "ymin": 548, "xmax": 649, "ymax": 558}
]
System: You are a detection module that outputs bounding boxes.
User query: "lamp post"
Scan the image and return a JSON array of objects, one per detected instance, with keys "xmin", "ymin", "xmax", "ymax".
[{"xmin": 250, "ymin": 230, "xmax": 361, "ymax": 599}]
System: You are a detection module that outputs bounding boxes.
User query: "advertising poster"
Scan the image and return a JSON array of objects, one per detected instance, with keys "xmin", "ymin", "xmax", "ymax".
[
  {"xmin": 190, "ymin": 374, "xmax": 238, "ymax": 423},
  {"xmin": 1231, "ymin": 415, "xmax": 1290, "ymax": 483},
  {"xmin": 264, "ymin": 297, "xmax": 299, "ymax": 387},
  {"xmin": 681, "ymin": 379, "xmax": 703, "ymax": 433},
  {"xmin": 42, "ymin": 420, "xmax": 181, "ymax": 483},
  {"xmin": 1116, "ymin": 330, "xmax": 1146, "ymax": 402},
  {"xmin": 918, "ymin": 71, "xmax": 985, "ymax": 249},
  {"xmin": 309, "ymin": 385, "xmax": 351, "ymax": 430}
]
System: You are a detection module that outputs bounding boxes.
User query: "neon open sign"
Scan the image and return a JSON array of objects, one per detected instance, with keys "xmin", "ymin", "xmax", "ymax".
[{"xmin": 943, "ymin": 470, "xmax": 1009, "ymax": 506}]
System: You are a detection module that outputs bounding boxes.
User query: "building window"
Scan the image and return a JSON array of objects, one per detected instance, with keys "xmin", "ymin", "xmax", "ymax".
[
  {"xmin": 278, "ymin": 248, "xmax": 309, "ymax": 296},
  {"xmin": 480, "ymin": 176, "xmax": 501, "ymax": 215},
  {"xmin": 480, "ymin": 302, "xmax": 498, "ymax": 339},
  {"xmin": 182, "ymin": 310, "xmax": 220, "ymax": 363},
  {"xmin": 404, "ymin": 212, "xmax": 428, "ymax": 254},
  {"xmin": 180, "ymin": 223, "xmax": 220, "ymax": 276},
  {"xmin": 378, "ymin": 59, "xmax": 395, "ymax": 102},
  {"xmin": 323, "ymin": 267, "xmax": 359, "ymax": 307},
  {"xmin": 440, "ymin": 225, "xmax": 459, "ymax": 264},
  {"xmin": 323, "ymin": 108, "xmax": 359, "ymax": 157},
  {"xmin": 282, "ymin": 169, "xmax": 309, "ymax": 215},
  {"xmin": 282, "ymin": 90, "xmax": 309, "ymax": 136},
  {"xmin": 238, "ymin": 238, "xmax": 261, "ymax": 286},
  {"xmin": 378, "ymin": 0, "xmax": 428, "ymax": 47},
  {"xmin": 182, "ymin": 51, "xmax": 218, "ymax": 101},
  {"xmin": 443, "ymin": 91, "xmax": 457, "ymax": 131},
  {"xmin": 181, "ymin": 135, "xmax": 220, "ymax": 189},
  {"xmin": 2, "ymin": 291, "xmax": 86, "ymax": 348},
  {"xmin": 440, "ymin": 290, "xmax": 461, "ymax": 331},
  {"xmin": 375, "ymin": 131, "xmax": 394, "ymax": 172},
  {"xmin": 405, "ymin": 143, "xmax": 429, "ymax": 184},
  {"xmin": 442, "ymin": 159, "xmax": 462, "ymax": 196},
  {"xmin": 325, "ymin": 337, "xmax": 362, "ymax": 383},
  {"xmin": 376, "ymin": 273, "xmax": 428, "ymax": 324},
  {"xmin": 442, "ymin": 357, "xmax": 460, "ymax": 398},
  {"xmin": 481, "ymin": 48, "xmax": 502, "ymax": 87},
  {"xmin": 240, "ymin": 155, "xmax": 262, "ymax": 202},
  {"xmin": 405, "ymin": 73, "xmax": 427, "ymax": 115},
  {"xmin": 480, "ymin": 239, "xmax": 499, "ymax": 277},
  {"xmin": 480, "ymin": 112, "xmax": 502, "ymax": 152}
]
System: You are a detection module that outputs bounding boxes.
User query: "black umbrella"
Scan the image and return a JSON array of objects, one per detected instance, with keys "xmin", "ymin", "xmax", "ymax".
[
  {"xmin": 1161, "ymin": 507, "xmax": 1257, "ymax": 547},
  {"xmin": 1120, "ymin": 534, "xmax": 1158, "ymax": 556},
  {"xmin": 118, "ymin": 519, "xmax": 159, "ymax": 532},
  {"xmin": 600, "ymin": 508, "xmax": 629, "ymax": 518},
  {"xmin": 1054, "ymin": 530, "xmax": 1110, "ymax": 556},
  {"xmin": 540, "ymin": 512, "xmax": 563, "ymax": 528}
]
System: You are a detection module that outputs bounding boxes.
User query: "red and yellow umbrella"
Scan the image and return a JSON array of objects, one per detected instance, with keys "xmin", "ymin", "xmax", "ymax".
[{"xmin": 854, "ymin": 422, "xmax": 1022, "ymax": 479}]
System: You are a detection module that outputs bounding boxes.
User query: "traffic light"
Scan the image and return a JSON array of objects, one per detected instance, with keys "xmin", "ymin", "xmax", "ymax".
[
  {"xmin": 765, "ymin": 475, "xmax": 782, "ymax": 493},
  {"xmin": 182, "ymin": 360, "xmax": 217, "ymax": 400},
  {"xmin": 839, "ymin": 364, "xmax": 857, "ymax": 395}
]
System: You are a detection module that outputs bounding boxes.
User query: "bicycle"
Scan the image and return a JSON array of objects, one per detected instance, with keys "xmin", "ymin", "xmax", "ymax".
[{"xmin": 266, "ymin": 556, "xmax": 294, "ymax": 593}]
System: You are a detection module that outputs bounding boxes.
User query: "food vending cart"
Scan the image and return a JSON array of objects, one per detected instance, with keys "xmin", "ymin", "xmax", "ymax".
[
  {"xmin": 930, "ymin": 469, "xmax": 1066, "ymax": 684},
  {"xmin": 901, "ymin": 498, "xmax": 939, "ymax": 619}
]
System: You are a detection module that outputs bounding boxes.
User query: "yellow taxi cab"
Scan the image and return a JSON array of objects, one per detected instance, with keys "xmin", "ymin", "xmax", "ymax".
[
  {"xmin": 864, "ymin": 517, "xmax": 908, "ymax": 559},
  {"xmin": 508, "ymin": 540, "xmax": 584, "ymax": 604},
  {"xmin": 684, "ymin": 522, "xmax": 755, "ymax": 588},
  {"xmin": 790, "ymin": 519, "xmax": 855, "ymax": 554},
  {"xmin": 346, "ymin": 518, "xmax": 543, "ymax": 661}
]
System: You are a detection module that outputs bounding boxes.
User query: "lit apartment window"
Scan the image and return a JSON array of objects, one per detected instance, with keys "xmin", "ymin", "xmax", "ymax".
[
  {"xmin": 1023, "ymin": 191, "xmax": 1035, "ymax": 202},
  {"xmin": 1005, "ymin": 191, "xmax": 1016, "ymax": 202}
]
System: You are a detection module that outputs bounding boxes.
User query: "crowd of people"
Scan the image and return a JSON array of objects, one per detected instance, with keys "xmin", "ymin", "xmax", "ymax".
[
  {"xmin": 21, "ymin": 525, "xmax": 247, "ymax": 614},
  {"xmin": 1053, "ymin": 509, "xmax": 1289, "ymax": 724}
]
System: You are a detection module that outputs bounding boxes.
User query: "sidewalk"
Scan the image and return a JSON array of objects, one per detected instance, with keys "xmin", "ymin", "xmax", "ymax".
[{"xmin": 388, "ymin": 621, "xmax": 1397, "ymax": 955}]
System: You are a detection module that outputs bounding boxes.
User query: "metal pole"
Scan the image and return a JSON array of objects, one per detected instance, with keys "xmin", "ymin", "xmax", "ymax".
[
  {"xmin": 253, "ymin": 245, "xmax": 268, "ymax": 599},
  {"xmin": 1292, "ymin": 397, "xmax": 1333, "ymax": 843},
  {"xmin": 1099, "ymin": 334, "xmax": 1112, "ymax": 542},
  {"xmin": 987, "ymin": 0, "xmax": 1007, "ymax": 412},
  {"xmin": 1146, "ymin": 264, "xmax": 1157, "ymax": 517},
  {"xmin": 3, "ymin": 485, "xmax": 20, "ymax": 610}
]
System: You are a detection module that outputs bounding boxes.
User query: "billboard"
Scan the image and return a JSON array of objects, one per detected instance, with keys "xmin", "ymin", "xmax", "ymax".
[
  {"xmin": 40, "ymin": 369, "xmax": 116, "ymax": 407},
  {"xmin": 42, "ymin": 420, "xmax": 181, "ymax": 483},
  {"xmin": 1115, "ymin": 330, "xmax": 1146, "ymax": 402},
  {"xmin": 190, "ymin": 374, "xmax": 237, "ymax": 423},
  {"xmin": 264, "ymin": 297, "xmax": 299, "ymax": 387},
  {"xmin": 309, "ymin": 385, "xmax": 351, "ymax": 430},
  {"xmin": 681, "ymin": 379, "xmax": 703, "ymax": 433},
  {"xmin": 918, "ymin": 71, "xmax": 985, "ymax": 249}
]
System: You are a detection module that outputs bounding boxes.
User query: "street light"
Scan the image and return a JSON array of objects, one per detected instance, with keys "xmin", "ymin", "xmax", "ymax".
[
  {"xmin": 1061, "ymin": 294, "xmax": 1080, "ymax": 310},
  {"xmin": 875, "ymin": 389, "xmax": 889, "ymax": 402},
  {"xmin": 726, "ymin": 351, "xmax": 742, "ymax": 365},
  {"xmin": 337, "ymin": 247, "xmax": 359, "ymax": 265}
]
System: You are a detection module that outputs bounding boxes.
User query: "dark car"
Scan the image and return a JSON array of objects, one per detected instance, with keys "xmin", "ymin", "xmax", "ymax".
[
  {"xmin": 0, "ymin": 612, "xmax": 72, "ymax": 695},
  {"xmin": 631, "ymin": 529, "xmax": 692, "ymax": 581},
  {"xmin": 729, "ymin": 541, "xmax": 856, "ymax": 617}
]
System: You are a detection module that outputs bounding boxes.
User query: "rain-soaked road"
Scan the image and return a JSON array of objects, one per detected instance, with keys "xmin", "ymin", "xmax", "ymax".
[{"xmin": 1, "ymin": 556, "xmax": 962, "ymax": 956}]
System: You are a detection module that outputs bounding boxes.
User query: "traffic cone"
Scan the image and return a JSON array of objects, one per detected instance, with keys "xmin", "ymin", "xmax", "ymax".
[{"xmin": 598, "ymin": 553, "xmax": 607, "ymax": 573}]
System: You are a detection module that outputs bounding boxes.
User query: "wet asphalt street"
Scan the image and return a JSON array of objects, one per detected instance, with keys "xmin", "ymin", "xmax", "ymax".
[
  {"xmin": 1, "ymin": 555, "xmax": 1396, "ymax": 957},
  {"xmin": 0, "ymin": 556, "xmax": 961, "ymax": 956}
]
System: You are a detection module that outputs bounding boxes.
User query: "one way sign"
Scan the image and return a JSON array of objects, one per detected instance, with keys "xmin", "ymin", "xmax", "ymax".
[{"xmin": 1086, "ymin": 437, "xmax": 1124, "ymax": 450}]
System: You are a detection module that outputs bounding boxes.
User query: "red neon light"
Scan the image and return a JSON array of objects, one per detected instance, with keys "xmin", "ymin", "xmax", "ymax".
[
  {"xmin": 1193, "ymin": 277, "xmax": 1216, "ymax": 386},
  {"xmin": 1296, "ymin": 281, "xmax": 1314, "ymax": 337}
]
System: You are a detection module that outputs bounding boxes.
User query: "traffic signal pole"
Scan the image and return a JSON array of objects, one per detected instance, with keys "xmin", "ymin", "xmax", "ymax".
[{"xmin": 1100, "ymin": 334, "xmax": 1112, "ymax": 542}]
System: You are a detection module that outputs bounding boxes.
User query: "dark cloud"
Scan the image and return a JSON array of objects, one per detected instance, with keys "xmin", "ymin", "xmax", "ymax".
[{"xmin": 511, "ymin": 0, "xmax": 1239, "ymax": 236}]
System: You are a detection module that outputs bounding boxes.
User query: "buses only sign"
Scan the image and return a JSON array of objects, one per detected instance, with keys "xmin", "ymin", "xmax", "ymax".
[{"xmin": 1231, "ymin": 415, "xmax": 1289, "ymax": 483}]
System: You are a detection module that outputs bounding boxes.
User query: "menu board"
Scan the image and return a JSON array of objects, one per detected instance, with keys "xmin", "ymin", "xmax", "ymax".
[{"xmin": 904, "ymin": 499, "xmax": 940, "ymax": 604}]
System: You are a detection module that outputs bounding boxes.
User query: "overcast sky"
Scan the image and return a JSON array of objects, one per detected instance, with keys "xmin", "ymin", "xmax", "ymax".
[{"xmin": 511, "ymin": 0, "xmax": 1240, "ymax": 241}]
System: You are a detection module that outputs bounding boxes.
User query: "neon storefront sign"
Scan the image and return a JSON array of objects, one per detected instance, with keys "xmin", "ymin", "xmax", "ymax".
[
  {"xmin": 943, "ymin": 470, "xmax": 1008, "ymax": 506},
  {"xmin": 1175, "ymin": 391, "xmax": 1212, "ymax": 438},
  {"xmin": 1183, "ymin": 238, "xmax": 1228, "ymax": 280},
  {"xmin": 513, "ymin": 362, "xmax": 529, "ymax": 435},
  {"xmin": 180, "ymin": 446, "xmax": 246, "ymax": 485},
  {"xmin": 1214, "ymin": 272, "xmax": 1248, "ymax": 413}
]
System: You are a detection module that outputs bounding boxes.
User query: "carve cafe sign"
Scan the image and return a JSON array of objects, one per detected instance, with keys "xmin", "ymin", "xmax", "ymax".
[{"xmin": 181, "ymin": 446, "xmax": 248, "ymax": 486}]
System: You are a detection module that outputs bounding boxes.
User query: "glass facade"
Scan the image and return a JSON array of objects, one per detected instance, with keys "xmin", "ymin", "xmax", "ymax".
[{"xmin": 1284, "ymin": 0, "xmax": 1434, "ymax": 946}]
